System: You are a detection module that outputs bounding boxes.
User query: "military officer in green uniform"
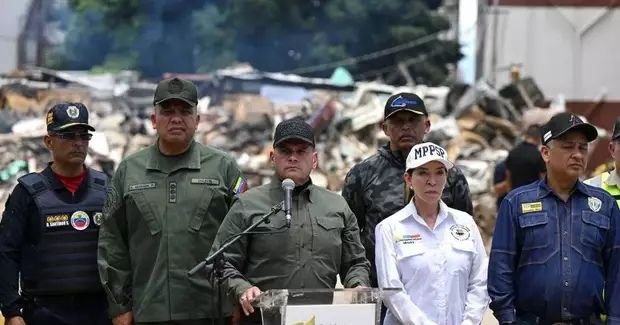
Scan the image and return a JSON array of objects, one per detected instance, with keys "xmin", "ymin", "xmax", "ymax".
[
  {"xmin": 97, "ymin": 78, "xmax": 246, "ymax": 325},
  {"xmin": 210, "ymin": 117, "xmax": 371, "ymax": 325},
  {"xmin": 586, "ymin": 117, "xmax": 620, "ymax": 206}
]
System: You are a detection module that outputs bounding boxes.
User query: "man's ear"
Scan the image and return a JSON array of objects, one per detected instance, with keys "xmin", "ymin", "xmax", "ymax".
[
  {"xmin": 150, "ymin": 111, "xmax": 157, "ymax": 130},
  {"xmin": 312, "ymin": 151, "xmax": 318, "ymax": 169},
  {"xmin": 540, "ymin": 144, "xmax": 551, "ymax": 163},
  {"xmin": 43, "ymin": 135, "xmax": 54, "ymax": 150}
]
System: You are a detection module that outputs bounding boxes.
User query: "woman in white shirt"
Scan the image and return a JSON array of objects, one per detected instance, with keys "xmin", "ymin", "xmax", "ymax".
[{"xmin": 375, "ymin": 142, "xmax": 488, "ymax": 325}]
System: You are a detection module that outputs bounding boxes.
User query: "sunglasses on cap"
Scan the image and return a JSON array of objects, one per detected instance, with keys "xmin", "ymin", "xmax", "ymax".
[{"xmin": 50, "ymin": 132, "xmax": 93, "ymax": 141}]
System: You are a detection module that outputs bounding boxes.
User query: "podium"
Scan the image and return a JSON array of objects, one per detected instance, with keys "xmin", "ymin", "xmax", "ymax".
[{"xmin": 253, "ymin": 288, "xmax": 400, "ymax": 325}]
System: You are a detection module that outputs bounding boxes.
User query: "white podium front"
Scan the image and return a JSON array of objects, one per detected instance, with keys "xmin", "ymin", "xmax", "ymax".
[{"xmin": 253, "ymin": 288, "xmax": 400, "ymax": 325}]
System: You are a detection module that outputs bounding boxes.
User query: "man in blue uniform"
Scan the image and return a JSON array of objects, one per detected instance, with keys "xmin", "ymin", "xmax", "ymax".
[
  {"xmin": 488, "ymin": 112, "xmax": 620, "ymax": 324},
  {"xmin": 0, "ymin": 103, "xmax": 109, "ymax": 325}
]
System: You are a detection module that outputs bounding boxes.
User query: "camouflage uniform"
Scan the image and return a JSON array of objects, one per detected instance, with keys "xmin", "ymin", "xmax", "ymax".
[{"xmin": 342, "ymin": 143, "xmax": 473, "ymax": 285}]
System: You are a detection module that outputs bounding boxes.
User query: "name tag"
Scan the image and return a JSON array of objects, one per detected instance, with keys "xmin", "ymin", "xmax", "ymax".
[
  {"xmin": 129, "ymin": 182, "xmax": 156, "ymax": 191},
  {"xmin": 521, "ymin": 202, "xmax": 543, "ymax": 213},
  {"xmin": 191, "ymin": 178, "xmax": 220, "ymax": 185}
]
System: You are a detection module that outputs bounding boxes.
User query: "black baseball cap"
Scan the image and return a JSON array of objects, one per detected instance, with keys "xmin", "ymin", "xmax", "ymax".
[
  {"xmin": 540, "ymin": 112, "xmax": 598, "ymax": 145},
  {"xmin": 612, "ymin": 117, "xmax": 620, "ymax": 141},
  {"xmin": 384, "ymin": 92, "xmax": 427, "ymax": 120},
  {"xmin": 153, "ymin": 77, "xmax": 198, "ymax": 106},
  {"xmin": 273, "ymin": 117, "xmax": 315, "ymax": 147},
  {"xmin": 46, "ymin": 102, "xmax": 95, "ymax": 132}
]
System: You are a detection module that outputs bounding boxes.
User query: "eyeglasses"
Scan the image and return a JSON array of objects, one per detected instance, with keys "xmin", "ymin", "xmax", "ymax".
[{"xmin": 50, "ymin": 132, "xmax": 93, "ymax": 141}]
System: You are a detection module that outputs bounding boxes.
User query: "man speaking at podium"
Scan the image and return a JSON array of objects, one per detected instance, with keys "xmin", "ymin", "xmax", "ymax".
[{"xmin": 210, "ymin": 118, "xmax": 370, "ymax": 325}]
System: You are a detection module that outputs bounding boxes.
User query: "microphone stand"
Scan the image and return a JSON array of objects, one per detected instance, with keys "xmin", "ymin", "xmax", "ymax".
[{"xmin": 188, "ymin": 202, "xmax": 284, "ymax": 325}]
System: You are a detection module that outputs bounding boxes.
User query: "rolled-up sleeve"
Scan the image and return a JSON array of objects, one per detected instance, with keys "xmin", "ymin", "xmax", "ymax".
[
  {"xmin": 488, "ymin": 198, "xmax": 519, "ymax": 324},
  {"xmin": 375, "ymin": 221, "xmax": 434, "ymax": 325},
  {"xmin": 97, "ymin": 162, "xmax": 133, "ymax": 317}
]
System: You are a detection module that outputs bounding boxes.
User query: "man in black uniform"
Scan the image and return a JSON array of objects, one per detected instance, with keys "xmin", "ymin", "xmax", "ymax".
[
  {"xmin": 0, "ymin": 103, "xmax": 110, "ymax": 325},
  {"xmin": 505, "ymin": 124, "xmax": 546, "ymax": 190}
]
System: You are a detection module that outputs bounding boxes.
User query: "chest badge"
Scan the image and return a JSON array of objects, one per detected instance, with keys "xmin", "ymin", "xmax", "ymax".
[
  {"xmin": 70, "ymin": 211, "xmax": 90, "ymax": 231},
  {"xmin": 449, "ymin": 224, "xmax": 471, "ymax": 241},
  {"xmin": 93, "ymin": 212, "xmax": 103, "ymax": 226},
  {"xmin": 588, "ymin": 197, "xmax": 602, "ymax": 212},
  {"xmin": 521, "ymin": 202, "xmax": 542, "ymax": 213}
]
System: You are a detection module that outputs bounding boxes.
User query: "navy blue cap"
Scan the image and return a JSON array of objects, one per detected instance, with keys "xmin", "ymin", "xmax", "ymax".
[
  {"xmin": 46, "ymin": 102, "xmax": 95, "ymax": 132},
  {"xmin": 384, "ymin": 92, "xmax": 427, "ymax": 120}
]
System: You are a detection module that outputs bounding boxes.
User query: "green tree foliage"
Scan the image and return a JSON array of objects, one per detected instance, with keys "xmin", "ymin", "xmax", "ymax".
[{"xmin": 53, "ymin": 0, "xmax": 460, "ymax": 85}]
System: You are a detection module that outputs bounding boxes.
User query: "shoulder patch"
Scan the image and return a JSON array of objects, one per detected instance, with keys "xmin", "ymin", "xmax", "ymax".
[{"xmin": 232, "ymin": 176, "xmax": 248, "ymax": 195}]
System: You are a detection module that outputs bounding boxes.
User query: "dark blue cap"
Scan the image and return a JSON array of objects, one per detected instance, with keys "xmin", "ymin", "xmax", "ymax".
[
  {"xmin": 384, "ymin": 92, "xmax": 427, "ymax": 120},
  {"xmin": 46, "ymin": 102, "xmax": 95, "ymax": 132}
]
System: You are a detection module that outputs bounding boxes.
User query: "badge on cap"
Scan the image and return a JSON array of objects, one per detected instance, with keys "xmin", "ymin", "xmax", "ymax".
[
  {"xmin": 46, "ymin": 111, "xmax": 54, "ymax": 126},
  {"xmin": 588, "ymin": 197, "xmax": 602, "ymax": 212},
  {"xmin": 390, "ymin": 95, "xmax": 418, "ymax": 108},
  {"xmin": 168, "ymin": 79, "xmax": 183, "ymax": 93},
  {"xmin": 70, "ymin": 211, "xmax": 90, "ymax": 230},
  {"xmin": 449, "ymin": 224, "xmax": 471, "ymax": 241},
  {"xmin": 66, "ymin": 105, "xmax": 80, "ymax": 119}
]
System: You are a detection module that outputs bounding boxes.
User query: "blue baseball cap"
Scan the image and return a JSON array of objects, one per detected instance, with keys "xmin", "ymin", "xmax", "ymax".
[
  {"xmin": 46, "ymin": 102, "xmax": 95, "ymax": 132},
  {"xmin": 384, "ymin": 92, "xmax": 427, "ymax": 120}
]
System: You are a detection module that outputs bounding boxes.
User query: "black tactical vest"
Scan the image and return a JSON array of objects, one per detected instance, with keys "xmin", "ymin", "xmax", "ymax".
[{"xmin": 18, "ymin": 169, "xmax": 107, "ymax": 295}]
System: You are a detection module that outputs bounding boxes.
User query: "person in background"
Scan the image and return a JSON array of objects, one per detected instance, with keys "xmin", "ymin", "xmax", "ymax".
[
  {"xmin": 505, "ymin": 124, "xmax": 546, "ymax": 190},
  {"xmin": 586, "ymin": 117, "xmax": 620, "ymax": 206}
]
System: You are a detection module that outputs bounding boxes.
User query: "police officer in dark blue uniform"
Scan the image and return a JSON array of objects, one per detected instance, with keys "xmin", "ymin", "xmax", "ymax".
[
  {"xmin": 0, "ymin": 103, "xmax": 110, "ymax": 325},
  {"xmin": 488, "ymin": 112, "xmax": 620, "ymax": 324}
]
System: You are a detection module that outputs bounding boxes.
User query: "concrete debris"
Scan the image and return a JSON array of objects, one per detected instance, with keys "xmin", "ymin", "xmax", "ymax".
[{"xmin": 0, "ymin": 66, "xmax": 575, "ymax": 246}]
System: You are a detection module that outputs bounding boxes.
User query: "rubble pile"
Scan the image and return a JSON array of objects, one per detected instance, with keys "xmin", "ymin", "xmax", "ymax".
[{"xmin": 0, "ymin": 66, "xmax": 567, "ymax": 245}]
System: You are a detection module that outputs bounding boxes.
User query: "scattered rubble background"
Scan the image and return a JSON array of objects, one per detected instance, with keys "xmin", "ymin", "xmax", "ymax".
[{"xmin": 1, "ymin": 65, "xmax": 606, "ymax": 247}]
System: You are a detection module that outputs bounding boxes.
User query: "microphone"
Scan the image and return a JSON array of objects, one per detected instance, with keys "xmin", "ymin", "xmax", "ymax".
[{"xmin": 281, "ymin": 178, "xmax": 295, "ymax": 227}]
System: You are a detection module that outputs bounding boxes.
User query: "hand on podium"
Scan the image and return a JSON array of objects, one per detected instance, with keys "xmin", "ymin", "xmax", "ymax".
[{"xmin": 239, "ymin": 286, "xmax": 262, "ymax": 316}]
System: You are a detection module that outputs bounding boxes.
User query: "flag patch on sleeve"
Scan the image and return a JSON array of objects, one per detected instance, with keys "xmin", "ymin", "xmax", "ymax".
[{"xmin": 233, "ymin": 176, "xmax": 248, "ymax": 195}]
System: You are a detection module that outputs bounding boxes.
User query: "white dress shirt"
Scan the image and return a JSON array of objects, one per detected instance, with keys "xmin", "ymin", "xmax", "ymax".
[{"xmin": 375, "ymin": 200, "xmax": 489, "ymax": 325}]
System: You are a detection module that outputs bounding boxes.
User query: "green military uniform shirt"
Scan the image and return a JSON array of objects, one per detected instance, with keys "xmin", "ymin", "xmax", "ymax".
[
  {"xmin": 210, "ymin": 179, "xmax": 371, "ymax": 301},
  {"xmin": 97, "ymin": 141, "xmax": 245, "ymax": 322}
]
